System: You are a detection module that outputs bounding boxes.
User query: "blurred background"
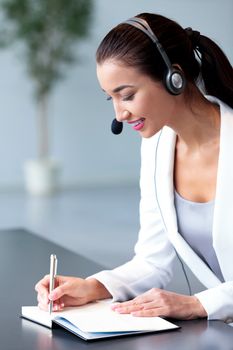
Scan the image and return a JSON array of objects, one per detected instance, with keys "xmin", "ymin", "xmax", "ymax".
[{"xmin": 0, "ymin": 0, "xmax": 232, "ymax": 293}]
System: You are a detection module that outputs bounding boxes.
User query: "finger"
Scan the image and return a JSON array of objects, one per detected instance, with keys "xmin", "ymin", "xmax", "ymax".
[
  {"xmin": 112, "ymin": 296, "xmax": 149, "ymax": 313},
  {"xmin": 114, "ymin": 304, "xmax": 144, "ymax": 314},
  {"xmin": 133, "ymin": 292, "xmax": 159, "ymax": 304},
  {"xmin": 35, "ymin": 275, "xmax": 50, "ymax": 293},
  {"xmin": 141, "ymin": 301, "xmax": 161, "ymax": 310},
  {"xmin": 114, "ymin": 296, "xmax": 163, "ymax": 314},
  {"xmin": 38, "ymin": 302, "xmax": 49, "ymax": 312},
  {"xmin": 51, "ymin": 301, "xmax": 65, "ymax": 312},
  {"xmin": 112, "ymin": 298, "xmax": 142, "ymax": 309},
  {"xmin": 35, "ymin": 284, "xmax": 49, "ymax": 296},
  {"xmin": 131, "ymin": 307, "xmax": 166, "ymax": 317},
  {"xmin": 37, "ymin": 292, "xmax": 50, "ymax": 306},
  {"xmin": 53, "ymin": 295, "xmax": 65, "ymax": 311},
  {"xmin": 111, "ymin": 302, "xmax": 121, "ymax": 310},
  {"xmin": 119, "ymin": 291, "xmax": 158, "ymax": 307},
  {"xmin": 111, "ymin": 302, "xmax": 135, "ymax": 311},
  {"xmin": 37, "ymin": 300, "xmax": 63, "ymax": 313},
  {"xmin": 49, "ymin": 282, "xmax": 69, "ymax": 301}
]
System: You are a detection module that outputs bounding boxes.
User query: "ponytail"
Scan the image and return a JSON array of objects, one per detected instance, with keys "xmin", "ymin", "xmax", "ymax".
[{"xmin": 197, "ymin": 35, "xmax": 233, "ymax": 108}]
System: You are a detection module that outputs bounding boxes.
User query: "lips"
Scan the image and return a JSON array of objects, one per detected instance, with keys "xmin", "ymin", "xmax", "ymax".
[{"xmin": 128, "ymin": 118, "xmax": 145, "ymax": 131}]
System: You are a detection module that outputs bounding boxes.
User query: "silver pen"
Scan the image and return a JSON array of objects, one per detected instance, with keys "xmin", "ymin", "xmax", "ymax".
[{"xmin": 49, "ymin": 254, "xmax": 57, "ymax": 314}]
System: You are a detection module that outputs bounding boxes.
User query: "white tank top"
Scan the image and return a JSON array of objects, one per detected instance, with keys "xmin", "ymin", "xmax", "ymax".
[{"xmin": 174, "ymin": 190, "xmax": 224, "ymax": 282}]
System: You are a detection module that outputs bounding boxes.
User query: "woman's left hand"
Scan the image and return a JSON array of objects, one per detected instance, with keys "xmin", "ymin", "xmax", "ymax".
[{"xmin": 111, "ymin": 288, "xmax": 207, "ymax": 320}]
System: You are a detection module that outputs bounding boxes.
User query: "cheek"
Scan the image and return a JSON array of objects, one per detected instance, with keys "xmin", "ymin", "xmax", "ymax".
[
  {"xmin": 147, "ymin": 95, "xmax": 174, "ymax": 123},
  {"xmin": 135, "ymin": 89, "xmax": 174, "ymax": 125},
  {"xmin": 134, "ymin": 96, "xmax": 153, "ymax": 116}
]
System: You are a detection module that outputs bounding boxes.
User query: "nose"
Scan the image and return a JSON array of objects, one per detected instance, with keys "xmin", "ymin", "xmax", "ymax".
[
  {"xmin": 115, "ymin": 110, "xmax": 131, "ymax": 122},
  {"xmin": 112, "ymin": 99, "xmax": 131, "ymax": 122}
]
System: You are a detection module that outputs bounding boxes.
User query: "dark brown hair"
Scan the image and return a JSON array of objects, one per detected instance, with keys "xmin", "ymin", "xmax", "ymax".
[{"xmin": 96, "ymin": 13, "xmax": 233, "ymax": 108}]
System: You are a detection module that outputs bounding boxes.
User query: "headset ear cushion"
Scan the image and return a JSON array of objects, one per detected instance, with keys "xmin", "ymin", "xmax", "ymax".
[{"xmin": 165, "ymin": 67, "xmax": 186, "ymax": 95}]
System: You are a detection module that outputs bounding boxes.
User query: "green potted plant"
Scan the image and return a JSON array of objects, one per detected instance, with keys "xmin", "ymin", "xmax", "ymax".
[{"xmin": 0, "ymin": 0, "xmax": 93, "ymax": 195}]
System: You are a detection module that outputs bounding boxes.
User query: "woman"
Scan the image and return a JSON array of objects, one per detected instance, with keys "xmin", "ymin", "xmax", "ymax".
[{"xmin": 35, "ymin": 13, "xmax": 233, "ymax": 322}]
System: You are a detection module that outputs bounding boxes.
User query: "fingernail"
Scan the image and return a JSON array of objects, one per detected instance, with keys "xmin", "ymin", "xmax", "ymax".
[
  {"xmin": 111, "ymin": 303, "xmax": 120, "ymax": 309},
  {"xmin": 115, "ymin": 308, "xmax": 123, "ymax": 313}
]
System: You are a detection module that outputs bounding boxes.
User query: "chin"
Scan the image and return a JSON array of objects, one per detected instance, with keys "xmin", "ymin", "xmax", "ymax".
[{"xmin": 140, "ymin": 128, "xmax": 160, "ymax": 138}]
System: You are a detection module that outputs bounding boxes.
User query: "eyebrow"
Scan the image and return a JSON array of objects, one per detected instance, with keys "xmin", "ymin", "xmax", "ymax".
[
  {"xmin": 112, "ymin": 84, "xmax": 134, "ymax": 93},
  {"xmin": 101, "ymin": 84, "xmax": 134, "ymax": 95}
]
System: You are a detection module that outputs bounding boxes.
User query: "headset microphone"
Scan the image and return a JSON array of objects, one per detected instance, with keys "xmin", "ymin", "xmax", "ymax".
[
  {"xmin": 111, "ymin": 118, "xmax": 123, "ymax": 135},
  {"xmin": 110, "ymin": 17, "xmax": 185, "ymax": 134}
]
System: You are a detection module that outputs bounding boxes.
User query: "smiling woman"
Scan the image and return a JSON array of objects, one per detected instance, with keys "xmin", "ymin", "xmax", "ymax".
[
  {"xmin": 96, "ymin": 60, "xmax": 178, "ymax": 138},
  {"xmin": 35, "ymin": 12, "xmax": 233, "ymax": 324}
]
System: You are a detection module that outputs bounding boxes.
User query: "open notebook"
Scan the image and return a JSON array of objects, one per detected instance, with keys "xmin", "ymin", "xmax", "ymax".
[{"xmin": 21, "ymin": 300, "xmax": 179, "ymax": 341}]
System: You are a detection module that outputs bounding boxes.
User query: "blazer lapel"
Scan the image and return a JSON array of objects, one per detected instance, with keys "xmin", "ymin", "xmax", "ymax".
[
  {"xmin": 212, "ymin": 101, "xmax": 233, "ymax": 281},
  {"xmin": 155, "ymin": 126, "xmax": 221, "ymax": 288}
]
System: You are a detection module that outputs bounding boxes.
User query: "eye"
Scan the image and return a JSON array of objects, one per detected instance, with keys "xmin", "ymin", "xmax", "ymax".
[
  {"xmin": 106, "ymin": 95, "xmax": 112, "ymax": 101},
  {"xmin": 122, "ymin": 94, "xmax": 134, "ymax": 101}
]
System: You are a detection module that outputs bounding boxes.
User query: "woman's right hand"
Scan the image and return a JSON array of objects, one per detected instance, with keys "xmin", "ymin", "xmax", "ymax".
[{"xmin": 35, "ymin": 275, "xmax": 111, "ymax": 312}]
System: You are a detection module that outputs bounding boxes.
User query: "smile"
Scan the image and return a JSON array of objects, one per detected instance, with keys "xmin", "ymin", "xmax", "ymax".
[{"xmin": 128, "ymin": 118, "xmax": 145, "ymax": 131}]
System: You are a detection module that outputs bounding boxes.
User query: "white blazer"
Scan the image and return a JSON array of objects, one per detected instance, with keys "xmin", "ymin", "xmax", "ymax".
[{"xmin": 91, "ymin": 96, "xmax": 233, "ymax": 322}]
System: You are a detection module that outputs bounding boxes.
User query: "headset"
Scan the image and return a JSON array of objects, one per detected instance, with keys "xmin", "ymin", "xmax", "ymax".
[
  {"xmin": 111, "ymin": 17, "xmax": 186, "ymax": 134},
  {"xmin": 123, "ymin": 17, "xmax": 186, "ymax": 95}
]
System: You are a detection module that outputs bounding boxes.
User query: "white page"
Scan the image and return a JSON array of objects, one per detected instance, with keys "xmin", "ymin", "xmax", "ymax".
[
  {"xmin": 21, "ymin": 300, "xmax": 178, "ymax": 333},
  {"xmin": 58, "ymin": 300, "xmax": 178, "ymax": 333},
  {"xmin": 21, "ymin": 306, "xmax": 53, "ymax": 328}
]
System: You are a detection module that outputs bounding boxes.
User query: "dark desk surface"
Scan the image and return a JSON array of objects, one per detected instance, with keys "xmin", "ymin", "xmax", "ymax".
[{"xmin": 0, "ymin": 228, "xmax": 233, "ymax": 350}]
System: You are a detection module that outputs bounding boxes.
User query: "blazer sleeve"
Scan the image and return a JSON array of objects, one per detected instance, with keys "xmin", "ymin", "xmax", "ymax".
[
  {"xmin": 195, "ymin": 282, "xmax": 233, "ymax": 323},
  {"xmin": 89, "ymin": 135, "xmax": 177, "ymax": 301}
]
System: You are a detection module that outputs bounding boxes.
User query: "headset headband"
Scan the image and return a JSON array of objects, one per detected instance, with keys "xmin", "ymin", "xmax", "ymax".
[
  {"xmin": 124, "ymin": 17, "xmax": 172, "ymax": 70},
  {"xmin": 122, "ymin": 16, "xmax": 186, "ymax": 96}
]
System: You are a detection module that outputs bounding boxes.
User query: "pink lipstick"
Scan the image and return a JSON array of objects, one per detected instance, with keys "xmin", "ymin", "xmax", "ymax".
[{"xmin": 128, "ymin": 118, "xmax": 145, "ymax": 131}]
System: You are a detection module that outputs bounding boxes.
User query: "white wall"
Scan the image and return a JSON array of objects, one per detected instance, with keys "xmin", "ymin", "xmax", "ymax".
[{"xmin": 0, "ymin": 0, "xmax": 232, "ymax": 189}]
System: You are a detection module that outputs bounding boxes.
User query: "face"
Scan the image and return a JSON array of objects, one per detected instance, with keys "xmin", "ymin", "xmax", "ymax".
[{"xmin": 97, "ymin": 59, "xmax": 177, "ymax": 138}]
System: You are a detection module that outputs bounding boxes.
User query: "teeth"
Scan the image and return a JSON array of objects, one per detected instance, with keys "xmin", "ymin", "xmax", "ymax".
[{"xmin": 133, "ymin": 118, "xmax": 144, "ymax": 126}]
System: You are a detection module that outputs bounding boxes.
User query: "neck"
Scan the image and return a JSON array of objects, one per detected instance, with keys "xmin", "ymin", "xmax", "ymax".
[{"xmin": 168, "ymin": 90, "xmax": 220, "ymax": 150}]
